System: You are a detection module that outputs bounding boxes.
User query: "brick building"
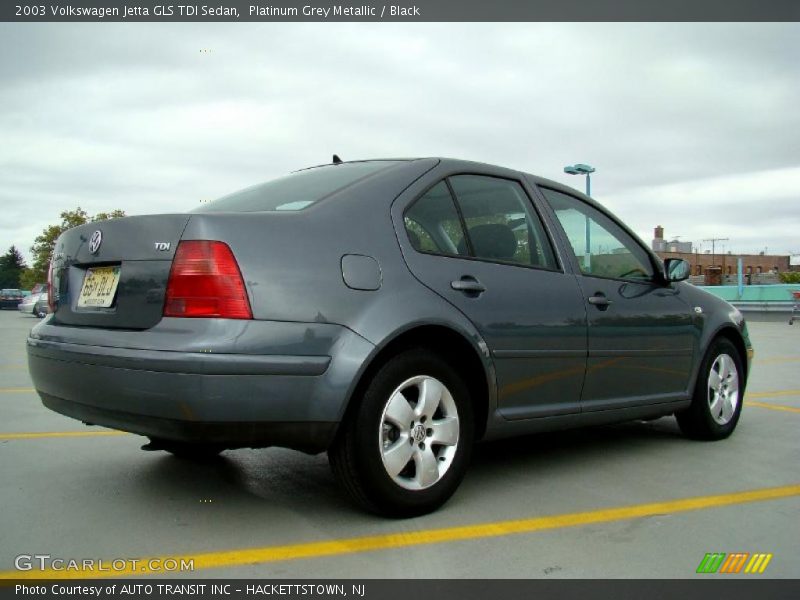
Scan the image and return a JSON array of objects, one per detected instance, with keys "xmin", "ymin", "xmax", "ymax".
[
  {"xmin": 656, "ymin": 250, "xmax": 790, "ymax": 277},
  {"xmin": 650, "ymin": 226, "xmax": 790, "ymax": 279}
]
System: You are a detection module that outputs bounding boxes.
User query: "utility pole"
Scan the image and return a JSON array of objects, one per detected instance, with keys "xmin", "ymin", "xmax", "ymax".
[
  {"xmin": 695, "ymin": 243, "xmax": 700, "ymax": 276},
  {"xmin": 703, "ymin": 237, "xmax": 729, "ymax": 268}
]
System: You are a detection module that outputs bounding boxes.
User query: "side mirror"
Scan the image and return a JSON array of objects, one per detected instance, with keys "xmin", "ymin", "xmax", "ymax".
[{"xmin": 664, "ymin": 258, "xmax": 691, "ymax": 282}]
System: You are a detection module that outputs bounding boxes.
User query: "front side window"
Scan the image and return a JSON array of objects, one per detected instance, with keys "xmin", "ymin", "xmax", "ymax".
[
  {"xmin": 541, "ymin": 188, "xmax": 654, "ymax": 281},
  {"xmin": 448, "ymin": 175, "xmax": 557, "ymax": 269}
]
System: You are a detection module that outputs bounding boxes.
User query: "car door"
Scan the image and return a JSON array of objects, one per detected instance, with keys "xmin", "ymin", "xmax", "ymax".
[
  {"xmin": 399, "ymin": 174, "xmax": 588, "ymax": 419},
  {"xmin": 537, "ymin": 186, "xmax": 696, "ymax": 412}
]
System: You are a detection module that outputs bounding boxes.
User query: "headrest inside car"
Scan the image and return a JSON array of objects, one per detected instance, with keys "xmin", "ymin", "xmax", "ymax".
[{"xmin": 458, "ymin": 224, "xmax": 518, "ymax": 259}]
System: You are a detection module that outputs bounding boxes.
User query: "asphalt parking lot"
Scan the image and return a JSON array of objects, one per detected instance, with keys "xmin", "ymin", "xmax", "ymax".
[{"xmin": 0, "ymin": 309, "xmax": 798, "ymax": 579}]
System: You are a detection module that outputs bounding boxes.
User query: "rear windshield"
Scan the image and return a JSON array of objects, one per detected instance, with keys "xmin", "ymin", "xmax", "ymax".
[{"xmin": 193, "ymin": 161, "xmax": 401, "ymax": 213}]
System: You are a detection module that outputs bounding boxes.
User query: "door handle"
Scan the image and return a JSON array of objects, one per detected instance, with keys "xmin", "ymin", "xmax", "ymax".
[
  {"xmin": 588, "ymin": 293, "xmax": 612, "ymax": 310},
  {"xmin": 451, "ymin": 276, "xmax": 486, "ymax": 295}
]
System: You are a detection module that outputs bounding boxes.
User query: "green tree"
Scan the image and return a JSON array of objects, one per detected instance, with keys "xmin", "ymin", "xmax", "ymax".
[
  {"xmin": 28, "ymin": 207, "xmax": 126, "ymax": 283},
  {"xmin": 19, "ymin": 268, "xmax": 41, "ymax": 290},
  {"xmin": 779, "ymin": 271, "xmax": 800, "ymax": 284},
  {"xmin": 0, "ymin": 245, "xmax": 27, "ymax": 288}
]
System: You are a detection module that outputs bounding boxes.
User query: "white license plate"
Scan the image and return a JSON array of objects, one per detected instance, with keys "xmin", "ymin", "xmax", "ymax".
[{"xmin": 77, "ymin": 266, "xmax": 121, "ymax": 308}]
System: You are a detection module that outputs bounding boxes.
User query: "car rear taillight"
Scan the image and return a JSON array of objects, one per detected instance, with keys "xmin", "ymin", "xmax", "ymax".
[
  {"xmin": 164, "ymin": 240, "xmax": 252, "ymax": 319},
  {"xmin": 47, "ymin": 262, "xmax": 55, "ymax": 312}
]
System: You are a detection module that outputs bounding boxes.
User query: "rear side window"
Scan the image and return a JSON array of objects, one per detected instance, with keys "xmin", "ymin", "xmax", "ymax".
[
  {"xmin": 194, "ymin": 161, "xmax": 401, "ymax": 213},
  {"xmin": 449, "ymin": 175, "xmax": 557, "ymax": 269},
  {"xmin": 403, "ymin": 182, "xmax": 468, "ymax": 256},
  {"xmin": 403, "ymin": 176, "xmax": 558, "ymax": 270}
]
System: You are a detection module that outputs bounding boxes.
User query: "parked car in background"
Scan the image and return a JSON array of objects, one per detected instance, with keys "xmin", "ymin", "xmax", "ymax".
[
  {"xmin": 27, "ymin": 157, "xmax": 753, "ymax": 516},
  {"xmin": 18, "ymin": 290, "xmax": 49, "ymax": 318},
  {"xmin": 1, "ymin": 289, "xmax": 24, "ymax": 309}
]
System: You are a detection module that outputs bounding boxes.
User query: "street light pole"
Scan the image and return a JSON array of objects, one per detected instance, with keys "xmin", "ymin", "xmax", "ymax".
[
  {"xmin": 564, "ymin": 163, "xmax": 596, "ymax": 271},
  {"xmin": 583, "ymin": 181, "xmax": 590, "ymax": 269}
]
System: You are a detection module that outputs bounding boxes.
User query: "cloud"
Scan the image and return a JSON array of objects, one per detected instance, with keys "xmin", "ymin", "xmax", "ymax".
[{"xmin": 606, "ymin": 166, "xmax": 800, "ymax": 257}]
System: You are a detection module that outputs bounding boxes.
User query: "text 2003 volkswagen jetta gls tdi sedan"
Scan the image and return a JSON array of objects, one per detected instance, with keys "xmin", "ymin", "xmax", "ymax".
[{"xmin": 28, "ymin": 158, "xmax": 753, "ymax": 516}]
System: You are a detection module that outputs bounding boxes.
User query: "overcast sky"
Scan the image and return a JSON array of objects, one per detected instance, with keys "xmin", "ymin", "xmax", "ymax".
[{"xmin": 1, "ymin": 22, "xmax": 798, "ymax": 265}]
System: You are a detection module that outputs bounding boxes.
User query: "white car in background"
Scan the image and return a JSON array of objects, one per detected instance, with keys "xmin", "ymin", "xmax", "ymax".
[{"xmin": 18, "ymin": 291, "xmax": 48, "ymax": 318}]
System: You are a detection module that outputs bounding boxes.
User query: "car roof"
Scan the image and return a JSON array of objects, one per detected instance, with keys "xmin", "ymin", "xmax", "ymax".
[{"xmin": 324, "ymin": 157, "xmax": 592, "ymax": 204}]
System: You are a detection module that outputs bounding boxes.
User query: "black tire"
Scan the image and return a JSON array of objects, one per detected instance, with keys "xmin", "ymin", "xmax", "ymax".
[
  {"xmin": 676, "ymin": 337, "xmax": 744, "ymax": 440},
  {"xmin": 329, "ymin": 348, "xmax": 474, "ymax": 517}
]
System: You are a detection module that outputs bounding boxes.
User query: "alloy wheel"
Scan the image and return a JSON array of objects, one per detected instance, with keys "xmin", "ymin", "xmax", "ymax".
[
  {"xmin": 707, "ymin": 353, "xmax": 740, "ymax": 425},
  {"xmin": 379, "ymin": 375, "xmax": 460, "ymax": 490}
]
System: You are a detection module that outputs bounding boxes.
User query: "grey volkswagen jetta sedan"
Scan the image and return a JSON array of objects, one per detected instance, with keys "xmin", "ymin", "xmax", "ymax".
[{"xmin": 28, "ymin": 158, "xmax": 753, "ymax": 516}]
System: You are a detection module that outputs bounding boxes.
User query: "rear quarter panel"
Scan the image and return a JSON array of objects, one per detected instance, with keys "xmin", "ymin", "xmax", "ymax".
[
  {"xmin": 181, "ymin": 160, "xmax": 439, "ymax": 327},
  {"xmin": 180, "ymin": 159, "xmax": 499, "ymax": 424}
]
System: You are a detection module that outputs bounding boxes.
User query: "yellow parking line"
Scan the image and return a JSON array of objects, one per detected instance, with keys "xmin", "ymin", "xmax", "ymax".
[
  {"xmin": 0, "ymin": 431, "xmax": 129, "ymax": 440},
  {"xmin": 0, "ymin": 387, "xmax": 35, "ymax": 393},
  {"xmin": 3, "ymin": 483, "xmax": 798, "ymax": 579},
  {"xmin": 755, "ymin": 356, "xmax": 800, "ymax": 365},
  {"xmin": 747, "ymin": 389, "xmax": 800, "ymax": 399},
  {"xmin": 747, "ymin": 401, "xmax": 800, "ymax": 414},
  {"xmin": 3, "ymin": 403, "xmax": 794, "ymax": 441}
]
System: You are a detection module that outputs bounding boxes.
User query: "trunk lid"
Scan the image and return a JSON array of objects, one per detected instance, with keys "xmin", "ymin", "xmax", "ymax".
[{"xmin": 50, "ymin": 215, "xmax": 190, "ymax": 330}]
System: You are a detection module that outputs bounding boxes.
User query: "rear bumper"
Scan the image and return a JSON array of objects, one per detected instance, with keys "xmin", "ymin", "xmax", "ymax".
[
  {"xmin": 27, "ymin": 318, "xmax": 375, "ymax": 453},
  {"xmin": 39, "ymin": 393, "xmax": 336, "ymax": 453},
  {"xmin": 28, "ymin": 337, "xmax": 331, "ymax": 376}
]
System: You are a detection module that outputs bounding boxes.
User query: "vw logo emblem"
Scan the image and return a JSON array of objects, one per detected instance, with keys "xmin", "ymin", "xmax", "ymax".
[{"xmin": 89, "ymin": 230, "xmax": 103, "ymax": 254}]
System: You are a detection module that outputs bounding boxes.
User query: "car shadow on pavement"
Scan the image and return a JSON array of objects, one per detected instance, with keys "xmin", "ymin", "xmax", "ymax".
[
  {"xmin": 133, "ymin": 447, "xmax": 357, "ymax": 517},
  {"xmin": 130, "ymin": 417, "xmax": 687, "ymax": 519},
  {"xmin": 471, "ymin": 416, "xmax": 685, "ymax": 471}
]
